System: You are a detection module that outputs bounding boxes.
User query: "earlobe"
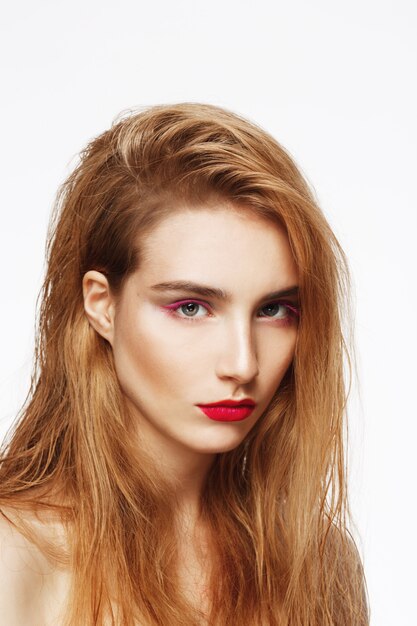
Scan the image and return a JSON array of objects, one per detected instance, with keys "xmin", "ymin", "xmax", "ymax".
[{"xmin": 82, "ymin": 270, "xmax": 115, "ymax": 344}]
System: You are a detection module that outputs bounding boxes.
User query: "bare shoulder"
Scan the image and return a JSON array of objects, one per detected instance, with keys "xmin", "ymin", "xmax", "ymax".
[
  {"xmin": 0, "ymin": 507, "xmax": 70, "ymax": 626},
  {"xmin": 0, "ymin": 509, "xmax": 46, "ymax": 624}
]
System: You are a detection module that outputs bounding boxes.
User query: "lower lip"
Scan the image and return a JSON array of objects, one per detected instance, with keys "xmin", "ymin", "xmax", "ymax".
[{"xmin": 197, "ymin": 405, "xmax": 255, "ymax": 422}]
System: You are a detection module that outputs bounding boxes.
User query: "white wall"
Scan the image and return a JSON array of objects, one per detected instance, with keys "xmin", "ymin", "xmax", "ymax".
[{"xmin": 1, "ymin": 1, "xmax": 415, "ymax": 623}]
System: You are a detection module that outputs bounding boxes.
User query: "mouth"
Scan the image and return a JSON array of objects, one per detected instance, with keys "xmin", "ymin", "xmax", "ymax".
[{"xmin": 196, "ymin": 399, "xmax": 256, "ymax": 422}]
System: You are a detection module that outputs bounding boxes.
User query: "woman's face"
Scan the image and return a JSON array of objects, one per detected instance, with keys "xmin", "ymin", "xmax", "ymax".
[{"xmin": 106, "ymin": 204, "xmax": 299, "ymax": 459}]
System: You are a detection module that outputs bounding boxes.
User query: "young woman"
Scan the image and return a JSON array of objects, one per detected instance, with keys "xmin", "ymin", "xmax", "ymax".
[{"xmin": 0, "ymin": 103, "xmax": 368, "ymax": 625}]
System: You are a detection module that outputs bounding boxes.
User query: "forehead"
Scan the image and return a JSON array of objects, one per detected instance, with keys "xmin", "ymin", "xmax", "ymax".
[{"xmin": 135, "ymin": 205, "xmax": 298, "ymax": 293}]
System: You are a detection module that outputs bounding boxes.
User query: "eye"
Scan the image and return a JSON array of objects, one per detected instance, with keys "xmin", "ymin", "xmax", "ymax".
[
  {"xmin": 258, "ymin": 301, "xmax": 299, "ymax": 320},
  {"xmin": 178, "ymin": 302, "xmax": 208, "ymax": 318},
  {"xmin": 164, "ymin": 299, "xmax": 211, "ymax": 321}
]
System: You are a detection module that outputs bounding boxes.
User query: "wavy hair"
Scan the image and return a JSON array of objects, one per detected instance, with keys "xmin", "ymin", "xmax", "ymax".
[{"xmin": 0, "ymin": 103, "xmax": 368, "ymax": 625}]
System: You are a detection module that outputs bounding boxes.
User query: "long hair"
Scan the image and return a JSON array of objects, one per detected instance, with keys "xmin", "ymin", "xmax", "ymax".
[{"xmin": 0, "ymin": 103, "xmax": 368, "ymax": 625}]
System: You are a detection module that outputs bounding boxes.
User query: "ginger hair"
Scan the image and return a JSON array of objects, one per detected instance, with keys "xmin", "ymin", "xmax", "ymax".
[{"xmin": 0, "ymin": 103, "xmax": 368, "ymax": 625}]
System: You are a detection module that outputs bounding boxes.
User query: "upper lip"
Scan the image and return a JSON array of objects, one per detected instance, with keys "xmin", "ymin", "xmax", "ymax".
[{"xmin": 197, "ymin": 398, "xmax": 256, "ymax": 407}]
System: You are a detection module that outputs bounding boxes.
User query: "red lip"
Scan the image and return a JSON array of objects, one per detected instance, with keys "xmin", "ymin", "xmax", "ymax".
[
  {"xmin": 198, "ymin": 398, "xmax": 256, "ymax": 407},
  {"xmin": 196, "ymin": 399, "xmax": 256, "ymax": 422}
]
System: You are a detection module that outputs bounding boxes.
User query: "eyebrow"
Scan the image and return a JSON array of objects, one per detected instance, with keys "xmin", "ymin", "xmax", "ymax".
[{"xmin": 150, "ymin": 280, "xmax": 299, "ymax": 302}]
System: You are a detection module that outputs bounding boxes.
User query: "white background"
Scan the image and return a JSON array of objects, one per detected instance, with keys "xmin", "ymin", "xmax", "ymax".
[{"xmin": 0, "ymin": 1, "xmax": 416, "ymax": 623}]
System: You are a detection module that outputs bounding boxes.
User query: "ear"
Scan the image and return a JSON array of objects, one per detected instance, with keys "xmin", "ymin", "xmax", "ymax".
[{"xmin": 82, "ymin": 270, "xmax": 116, "ymax": 345}]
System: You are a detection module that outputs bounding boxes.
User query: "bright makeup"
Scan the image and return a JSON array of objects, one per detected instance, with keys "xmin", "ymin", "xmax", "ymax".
[
  {"xmin": 105, "ymin": 207, "xmax": 298, "ymax": 457},
  {"xmin": 196, "ymin": 399, "xmax": 256, "ymax": 422},
  {"xmin": 161, "ymin": 297, "xmax": 299, "ymax": 327}
]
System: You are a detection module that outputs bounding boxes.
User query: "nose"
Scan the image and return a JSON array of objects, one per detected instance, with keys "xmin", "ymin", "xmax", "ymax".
[{"xmin": 215, "ymin": 318, "xmax": 259, "ymax": 384}]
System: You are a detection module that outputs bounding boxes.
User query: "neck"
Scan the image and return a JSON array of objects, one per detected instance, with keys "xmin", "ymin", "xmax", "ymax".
[{"xmin": 163, "ymin": 447, "xmax": 215, "ymax": 525}]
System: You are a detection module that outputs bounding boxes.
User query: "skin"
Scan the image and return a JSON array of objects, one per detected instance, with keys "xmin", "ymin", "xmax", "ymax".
[
  {"xmin": 0, "ymin": 202, "xmax": 299, "ymax": 625},
  {"xmin": 82, "ymin": 203, "xmax": 299, "ymax": 518},
  {"xmin": 0, "ymin": 511, "xmax": 71, "ymax": 625}
]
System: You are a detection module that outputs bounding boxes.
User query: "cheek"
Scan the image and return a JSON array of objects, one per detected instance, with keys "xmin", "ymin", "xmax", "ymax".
[
  {"xmin": 112, "ymin": 312, "xmax": 196, "ymax": 395},
  {"xmin": 262, "ymin": 330, "xmax": 297, "ymax": 388},
  {"xmin": 115, "ymin": 332, "xmax": 163, "ymax": 389}
]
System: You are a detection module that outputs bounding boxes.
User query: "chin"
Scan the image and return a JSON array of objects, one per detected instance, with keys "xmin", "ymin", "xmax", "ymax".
[{"xmin": 192, "ymin": 433, "xmax": 246, "ymax": 455}]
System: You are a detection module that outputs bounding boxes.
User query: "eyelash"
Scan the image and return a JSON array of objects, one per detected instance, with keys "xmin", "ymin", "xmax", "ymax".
[{"xmin": 162, "ymin": 299, "xmax": 300, "ymax": 325}]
